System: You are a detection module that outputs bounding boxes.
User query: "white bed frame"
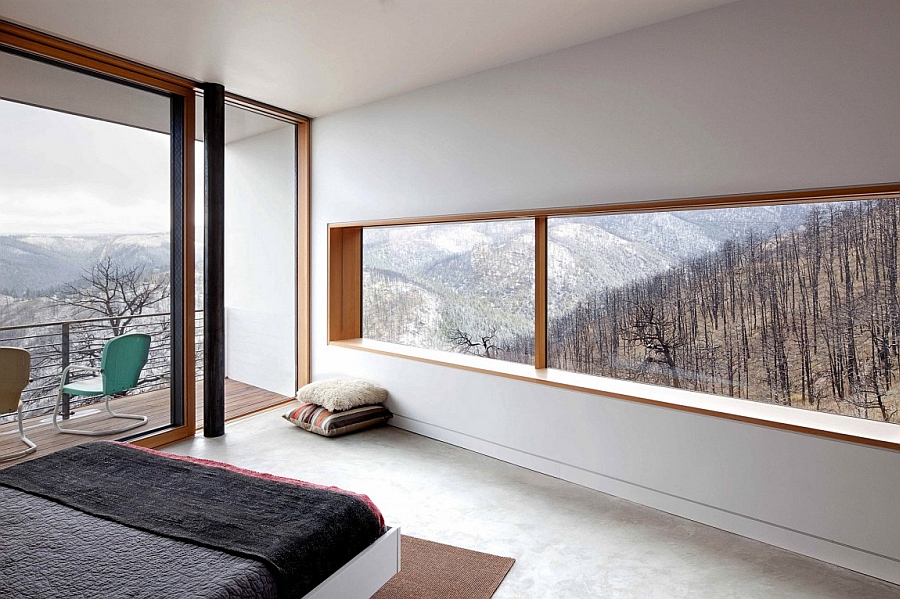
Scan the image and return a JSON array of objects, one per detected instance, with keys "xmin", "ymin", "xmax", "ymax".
[{"xmin": 304, "ymin": 526, "xmax": 401, "ymax": 599}]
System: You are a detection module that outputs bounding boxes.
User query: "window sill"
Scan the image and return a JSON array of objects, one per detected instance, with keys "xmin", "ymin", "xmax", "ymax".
[{"xmin": 329, "ymin": 338, "xmax": 900, "ymax": 451}]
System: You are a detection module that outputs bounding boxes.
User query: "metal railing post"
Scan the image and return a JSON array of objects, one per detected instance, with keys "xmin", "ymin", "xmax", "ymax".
[
  {"xmin": 0, "ymin": 310, "xmax": 201, "ymax": 423},
  {"xmin": 61, "ymin": 322, "xmax": 70, "ymax": 420}
]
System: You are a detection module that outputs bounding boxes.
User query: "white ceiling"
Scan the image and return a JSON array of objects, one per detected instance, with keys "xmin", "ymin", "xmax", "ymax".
[{"xmin": 0, "ymin": 0, "xmax": 736, "ymax": 117}]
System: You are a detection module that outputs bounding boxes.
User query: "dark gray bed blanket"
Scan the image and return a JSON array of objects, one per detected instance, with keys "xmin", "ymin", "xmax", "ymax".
[
  {"xmin": 0, "ymin": 442, "xmax": 383, "ymax": 599},
  {"xmin": 0, "ymin": 486, "xmax": 278, "ymax": 599}
]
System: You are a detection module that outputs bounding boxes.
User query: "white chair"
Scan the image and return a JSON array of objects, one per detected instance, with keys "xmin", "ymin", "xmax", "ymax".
[{"xmin": 0, "ymin": 347, "xmax": 37, "ymax": 461}]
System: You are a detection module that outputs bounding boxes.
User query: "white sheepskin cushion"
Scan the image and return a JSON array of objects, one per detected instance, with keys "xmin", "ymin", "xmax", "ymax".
[{"xmin": 296, "ymin": 378, "xmax": 388, "ymax": 412}]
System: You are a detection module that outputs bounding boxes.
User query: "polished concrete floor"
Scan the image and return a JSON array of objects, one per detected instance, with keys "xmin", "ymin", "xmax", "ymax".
[{"xmin": 167, "ymin": 407, "xmax": 900, "ymax": 599}]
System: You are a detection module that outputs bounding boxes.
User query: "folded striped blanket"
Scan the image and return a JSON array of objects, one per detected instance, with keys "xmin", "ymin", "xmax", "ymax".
[{"xmin": 284, "ymin": 402, "xmax": 392, "ymax": 436}]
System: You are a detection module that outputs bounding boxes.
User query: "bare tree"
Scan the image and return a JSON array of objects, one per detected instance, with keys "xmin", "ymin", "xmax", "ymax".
[
  {"xmin": 448, "ymin": 327, "xmax": 507, "ymax": 359},
  {"xmin": 627, "ymin": 303, "xmax": 683, "ymax": 388},
  {"xmin": 61, "ymin": 256, "xmax": 170, "ymax": 336}
]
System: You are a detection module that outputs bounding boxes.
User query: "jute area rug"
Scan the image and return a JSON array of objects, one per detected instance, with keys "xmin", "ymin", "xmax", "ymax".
[{"xmin": 372, "ymin": 535, "xmax": 515, "ymax": 599}]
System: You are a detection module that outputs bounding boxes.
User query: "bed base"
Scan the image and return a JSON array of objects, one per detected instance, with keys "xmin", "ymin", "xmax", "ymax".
[{"xmin": 304, "ymin": 525, "xmax": 400, "ymax": 599}]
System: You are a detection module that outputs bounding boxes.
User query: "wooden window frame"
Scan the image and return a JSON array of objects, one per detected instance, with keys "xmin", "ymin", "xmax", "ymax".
[
  {"xmin": 235, "ymin": 95, "xmax": 312, "ymax": 391},
  {"xmin": 329, "ymin": 183, "xmax": 900, "ymax": 451},
  {"xmin": 0, "ymin": 20, "xmax": 197, "ymax": 448},
  {"xmin": 1, "ymin": 21, "xmax": 314, "ymax": 444},
  {"xmin": 221, "ymin": 92, "xmax": 312, "ymax": 390}
]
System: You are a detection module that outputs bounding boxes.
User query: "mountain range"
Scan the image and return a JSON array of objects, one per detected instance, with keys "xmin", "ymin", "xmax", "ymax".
[
  {"xmin": 0, "ymin": 234, "xmax": 171, "ymax": 297},
  {"xmin": 0, "ymin": 202, "xmax": 819, "ymax": 335},
  {"xmin": 362, "ymin": 203, "xmax": 819, "ymax": 350}
]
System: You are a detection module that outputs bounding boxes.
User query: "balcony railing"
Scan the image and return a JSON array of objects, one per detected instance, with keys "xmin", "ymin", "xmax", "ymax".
[{"xmin": 0, "ymin": 311, "xmax": 204, "ymax": 423}]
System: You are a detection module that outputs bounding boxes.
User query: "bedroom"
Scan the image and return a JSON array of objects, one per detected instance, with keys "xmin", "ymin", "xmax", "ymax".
[{"xmin": 1, "ymin": 0, "xmax": 899, "ymax": 597}]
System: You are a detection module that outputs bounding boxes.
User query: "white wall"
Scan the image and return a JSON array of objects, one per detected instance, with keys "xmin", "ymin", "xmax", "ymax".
[
  {"xmin": 311, "ymin": 0, "xmax": 900, "ymax": 582},
  {"xmin": 224, "ymin": 124, "xmax": 296, "ymax": 397}
]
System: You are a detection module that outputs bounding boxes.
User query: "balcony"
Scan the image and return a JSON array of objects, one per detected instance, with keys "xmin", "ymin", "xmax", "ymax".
[{"xmin": 0, "ymin": 312, "xmax": 292, "ymax": 468}]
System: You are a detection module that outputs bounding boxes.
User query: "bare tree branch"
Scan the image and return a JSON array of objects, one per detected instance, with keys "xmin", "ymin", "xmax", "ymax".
[
  {"xmin": 59, "ymin": 255, "xmax": 170, "ymax": 336},
  {"xmin": 448, "ymin": 327, "xmax": 507, "ymax": 359},
  {"xmin": 627, "ymin": 303, "xmax": 682, "ymax": 388}
]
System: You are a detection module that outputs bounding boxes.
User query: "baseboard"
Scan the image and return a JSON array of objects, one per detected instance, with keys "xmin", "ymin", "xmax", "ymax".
[{"xmin": 389, "ymin": 415, "xmax": 900, "ymax": 585}]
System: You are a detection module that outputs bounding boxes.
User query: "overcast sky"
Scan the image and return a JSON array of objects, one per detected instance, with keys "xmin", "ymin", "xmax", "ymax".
[{"xmin": 0, "ymin": 99, "xmax": 174, "ymax": 236}]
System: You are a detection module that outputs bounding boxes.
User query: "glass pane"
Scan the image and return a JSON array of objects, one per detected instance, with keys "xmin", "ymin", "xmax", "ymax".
[
  {"xmin": 194, "ymin": 94, "xmax": 205, "ymax": 418},
  {"xmin": 223, "ymin": 104, "xmax": 296, "ymax": 410},
  {"xmin": 0, "ymin": 49, "xmax": 176, "ymax": 438},
  {"xmin": 363, "ymin": 219, "xmax": 535, "ymax": 365},
  {"xmin": 193, "ymin": 98, "xmax": 298, "ymax": 426},
  {"xmin": 548, "ymin": 199, "xmax": 900, "ymax": 424}
]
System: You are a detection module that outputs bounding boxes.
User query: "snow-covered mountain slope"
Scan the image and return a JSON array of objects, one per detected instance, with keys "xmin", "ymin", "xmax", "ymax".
[{"xmin": 0, "ymin": 233, "xmax": 170, "ymax": 296}]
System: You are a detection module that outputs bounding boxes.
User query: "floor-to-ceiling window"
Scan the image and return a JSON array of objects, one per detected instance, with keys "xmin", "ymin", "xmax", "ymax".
[
  {"xmin": 224, "ymin": 103, "xmax": 298, "ymax": 399},
  {"xmin": 0, "ymin": 30, "xmax": 195, "ymax": 458},
  {"xmin": 0, "ymin": 21, "xmax": 310, "ymax": 458},
  {"xmin": 194, "ymin": 95, "xmax": 303, "ymax": 423}
]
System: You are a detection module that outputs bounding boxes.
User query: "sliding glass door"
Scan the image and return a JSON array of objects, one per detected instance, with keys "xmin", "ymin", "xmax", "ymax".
[
  {"xmin": 0, "ymin": 40, "xmax": 195, "ymax": 452},
  {"xmin": 224, "ymin": 103, "xmax": 297, "ymax": 402},
  {"xmin": 194, "ymin": 96, "xmax": 299, "ymax": 423}
]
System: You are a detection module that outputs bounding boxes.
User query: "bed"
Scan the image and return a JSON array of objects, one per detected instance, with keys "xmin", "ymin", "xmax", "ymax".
[{"xmin": 0, "ymin": 441, "xmax": 400, "ymax": 599}]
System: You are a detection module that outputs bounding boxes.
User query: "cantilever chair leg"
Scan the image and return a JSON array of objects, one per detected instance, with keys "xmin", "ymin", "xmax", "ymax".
[
  {"xmin": 52, "ymin": 387, "xmax": 148, "ymax": 437},
  {"xmin": 53, "ymin": 334, "xmax": 151, "ymax": 436},
  {"xmin": 0, "ymin": 402, "xmax": 37, "ymax": 462},
  {"xmin": 0, "ymin": 347, "xmax": 37, "ymax": 461}
]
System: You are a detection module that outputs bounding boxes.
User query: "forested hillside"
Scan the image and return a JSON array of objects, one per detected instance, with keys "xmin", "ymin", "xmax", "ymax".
[
  {"xmin": 550, "ymin": 200, "xmax": 900, "ymax": 423},
  {"xmin": 362, "ymin": 205, "xmax": 814, "ymax": 364},
  {"xmin": 363, "ymin": 221, "xmax": 535, "ymax": 361},
  {"xmin": 361, "ymin": 199, "xmax": 900, "ymax": 422}
]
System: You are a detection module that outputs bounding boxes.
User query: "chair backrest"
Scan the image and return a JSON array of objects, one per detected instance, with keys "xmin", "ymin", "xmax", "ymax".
[
  {"xmin": 0, "ymin": 347, "xmax": 31, "ymax": 415},
  {"xmin": 100, "ymin": 333, "xmax": 151, "ymax": 395}
]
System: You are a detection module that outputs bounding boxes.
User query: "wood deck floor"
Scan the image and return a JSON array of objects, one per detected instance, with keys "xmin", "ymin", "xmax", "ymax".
[{"xmin": 0, "ymin": 379, "xmax": 291, "ymax": 469}]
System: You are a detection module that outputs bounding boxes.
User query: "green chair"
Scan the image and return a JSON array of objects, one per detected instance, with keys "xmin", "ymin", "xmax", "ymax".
[
  {"xmin": 0, "ymin": 347, "xmax": 37, "ymax": 461},
  {"xmin": 53, "ymin": 332, "xmax": 151, "ymax": 436}
]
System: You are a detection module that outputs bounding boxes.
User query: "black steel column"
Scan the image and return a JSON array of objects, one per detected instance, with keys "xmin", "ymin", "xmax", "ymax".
[
  {"xmin": 203, "ymin": 83, "xmax": 226, "ymax": 437},
  {"xmin": 170, "ymin": 94, "xmax": 186, "ymax": 428}
]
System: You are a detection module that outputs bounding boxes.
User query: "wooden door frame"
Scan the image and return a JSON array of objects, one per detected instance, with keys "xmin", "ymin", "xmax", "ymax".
[{"xmin": 0, "ymin": 20, "xmax": 197, "ymax": 448}]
